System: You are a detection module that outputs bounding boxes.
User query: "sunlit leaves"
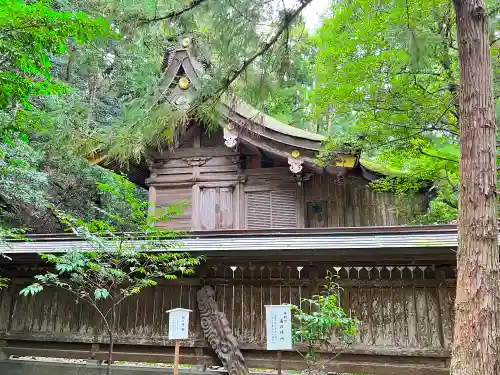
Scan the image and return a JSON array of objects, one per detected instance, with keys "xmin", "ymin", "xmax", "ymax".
[
  {"xmin": 0, "ymin": 1, "xmax": 118, "ymax": 230},
  {"xmin": 312, "ymin": 0, "xmax": 463, "ymax": 223},
  {"xmin": 94, "ymin": 288, "xmax": 110, "ymax": 300},
  {"xmin": 0, "ymin": 0, "xmax": 112, "ymax": 112},
  {"xmin": 20, "ymin": 283, "xmax": 43, "ymax": 296}
]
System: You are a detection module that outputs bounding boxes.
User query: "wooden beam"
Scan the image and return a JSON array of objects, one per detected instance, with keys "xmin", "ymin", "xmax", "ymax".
[
  {"xmin": 238, "ymin": 134, "xmax": 324, "ymax": 174},
  {"xmin": 0, "ymin": 339, "xmax": 450, "ymax": 375}
]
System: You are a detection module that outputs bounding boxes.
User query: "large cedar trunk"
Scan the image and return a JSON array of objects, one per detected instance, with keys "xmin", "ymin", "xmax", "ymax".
[{"xmin": 451, "ymin": 0, "xmax": 500, "ymax": 374}]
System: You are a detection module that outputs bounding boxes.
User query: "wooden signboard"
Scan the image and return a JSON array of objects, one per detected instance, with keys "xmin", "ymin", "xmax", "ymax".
[
  {"xmin": 265, "ymin": 305, "xmax": 292, "ymax": 350},
  {"xmin": 166, "ymin": 308, "xmax": 192, "ymax": 375}
]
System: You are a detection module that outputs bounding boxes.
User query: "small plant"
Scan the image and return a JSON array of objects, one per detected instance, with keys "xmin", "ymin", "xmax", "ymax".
[
  {"xmin": 20, "ymin": 174, "xmax": 203, "ymax": 375},
  {"xmin": 292, "ymin": 271, "xmax": 359, "ymax": 375},
  {"xmin": 0, "ymin": 227, "xmax": 26, "ymax": 288}
]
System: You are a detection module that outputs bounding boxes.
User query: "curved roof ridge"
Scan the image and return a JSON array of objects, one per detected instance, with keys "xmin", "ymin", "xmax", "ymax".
[
  {"xmin": 222, "ymin": 94, "xmax": 326, "ymax": 142},
  {"xmin": 165, "ymin": 43, "xmax": 325, "ymax": 143}
]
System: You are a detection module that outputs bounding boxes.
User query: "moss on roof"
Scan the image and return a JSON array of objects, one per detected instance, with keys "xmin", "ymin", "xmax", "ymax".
[{"xmin": 360, "ymin": 158, "xmax": 408, "ymax": 177}]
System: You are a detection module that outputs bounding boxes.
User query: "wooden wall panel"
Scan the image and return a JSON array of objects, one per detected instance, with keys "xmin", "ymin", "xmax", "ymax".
[
  {"xmin": 148, "ymin": 141, "xmax": 423, "ymax": 230},
  {"xmin": 304, "ymin": 175, "xmax": 421, "ymax": 227},
  {"xmin": 270, "ymin": 190, "xmax": 298, "ymax": 228},
  {"xmin": 219, "ymin": 188, "xmax": 235, "ymax": 229},
  {"xmin": 200, "ymin": 188, "xmax": 217, "ymax": 230},
  {"xmin": 246, "ymin": 191, "xmax": 271, "ymax": 229},
  {"xmin": 155, "ymin": 187, "xmax": 192, "ymax": 229}
]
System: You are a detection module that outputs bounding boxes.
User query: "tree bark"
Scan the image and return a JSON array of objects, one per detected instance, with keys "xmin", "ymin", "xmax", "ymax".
[
  {"xmin": 107, "ymin": 306, "xmax": 115, "ymax": 375},
  {"xmin": 451, "ymin": 1, "xmax": 500, "ymax": 374}
]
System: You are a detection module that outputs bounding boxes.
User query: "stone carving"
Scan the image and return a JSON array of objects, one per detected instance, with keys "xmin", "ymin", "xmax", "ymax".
[{"xmin": 197, "ymin": 285, "xmax": 250, "ymax": 375}]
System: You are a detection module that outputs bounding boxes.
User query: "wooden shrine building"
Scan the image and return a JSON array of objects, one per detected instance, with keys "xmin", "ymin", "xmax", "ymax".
[
  {"xmin": 118, "ymin": 39, "xmax": 422, "ymax": 231},
  {"xmin": 0, "ymin": 38, "xmax": 456, "ymax": 375}
]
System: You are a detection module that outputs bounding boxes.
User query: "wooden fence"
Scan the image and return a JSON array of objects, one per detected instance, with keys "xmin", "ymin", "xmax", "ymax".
[{"xmin": 0, "ymin": 261, "xmax": 455, "ymax": 375}]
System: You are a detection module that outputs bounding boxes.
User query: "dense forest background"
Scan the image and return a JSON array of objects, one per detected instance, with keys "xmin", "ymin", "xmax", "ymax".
[{"xmin": 1, "ymin": 0, "xmax": 499, "ymax": 233}]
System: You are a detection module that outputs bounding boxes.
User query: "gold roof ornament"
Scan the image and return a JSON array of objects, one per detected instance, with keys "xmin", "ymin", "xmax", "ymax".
[
  {"xmin": 291, "ymin": 150, "xmax": 301, "ymax": 158},
  {"xmin": 178, "ymin": 77, "xmax": 190, "ymax": 90},
  {"xmin": 181, "ymin": 38, "xmax": 191, "ymax": 48},
  {"xmin": 226, "ymin": 123, "xmax": 235, "ymax": 131},
  {"xmin": 335, "ymin": 155, "xmax": 357, "ymax": 168}
]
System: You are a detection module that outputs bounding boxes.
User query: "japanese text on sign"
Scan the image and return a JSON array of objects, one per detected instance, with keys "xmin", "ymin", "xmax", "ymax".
[
  {"xmin": 265, "ymin": 305, "xmax": 292, "ymax": 350},
  {"xmin": 167, "ymin": 308, "xmax": 191, "ymax": 340}
]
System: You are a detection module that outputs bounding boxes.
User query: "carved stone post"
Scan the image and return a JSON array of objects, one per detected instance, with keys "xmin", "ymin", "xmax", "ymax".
[{"xmin": 197, "ymin": 285, "xmax": 250, "ymax": 375}]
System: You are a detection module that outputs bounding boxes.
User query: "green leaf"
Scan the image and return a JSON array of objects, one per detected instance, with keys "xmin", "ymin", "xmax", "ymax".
[
  {"xmin": 20, "ymin": 283, "xmax": 43, "ymax": 296},
  {"xmin": 94, "ymin": 288, "xmax": 110, "ymax": 300}
]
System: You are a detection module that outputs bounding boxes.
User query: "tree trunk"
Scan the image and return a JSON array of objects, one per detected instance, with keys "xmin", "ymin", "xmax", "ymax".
[
  {"xmin": 107, "ymin": 328, "xmax": 113, "ymax": 375},
  {"xmin": 451, "ymin": 1, "xmax": 500, "ymax": 374},
  {"xmin": 107, "ymin": 306, "xmax": 115, "ymax": 375}
]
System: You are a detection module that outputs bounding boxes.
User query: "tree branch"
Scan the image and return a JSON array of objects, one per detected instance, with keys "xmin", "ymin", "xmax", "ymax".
[
  {"xmin": 140, "ymin": 0, "xmax": 209, "ymax": 23},
  {"xmin": 201, "ymin": 0, "xmax": 314, "ymax": 103},
  {"xmin": 442, "ymin": 198, "xmax": 458, "ymax": 209},
  {"xmin": 366, "ymin": 131, "xmax": 425, "ymax": 151},
  {"xmin": 417, "ymin": 147, "xmax": 458, "ymax": 163},
  {"xmin": 443, "ymin": 168, "xmax": 458, "ymax": 192}
]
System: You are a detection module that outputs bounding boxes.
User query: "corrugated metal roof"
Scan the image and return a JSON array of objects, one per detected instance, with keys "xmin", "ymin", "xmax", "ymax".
[{"xmin": 0, "ymin": 231, "xmax": 460, "ymax": 255}]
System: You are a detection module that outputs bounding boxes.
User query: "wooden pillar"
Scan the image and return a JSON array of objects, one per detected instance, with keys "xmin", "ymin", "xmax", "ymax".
[{"xmin": 308, "ymin": 264, "xmax": 319, "ymax": 298}]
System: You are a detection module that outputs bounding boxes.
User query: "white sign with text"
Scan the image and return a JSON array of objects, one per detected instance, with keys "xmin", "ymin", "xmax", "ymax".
[
  {"xmin": 265, "ymin": 305, "xmax": 292, "ymax": 350},
  {"xmin": 166, "ymin": 308, "xmax": 192, "ymax": 340}
]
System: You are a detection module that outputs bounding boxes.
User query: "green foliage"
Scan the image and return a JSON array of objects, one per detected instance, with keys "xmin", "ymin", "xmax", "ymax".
[
  {"xmin": 20, "ymin": 246, "xmax": 200, "ymax": 301},
  {"xmin": 370, "ymin": 177, "xmax": 423, "ymax": 198},
  {"xmin": 236, "ymin": 16, "xmax": 316, "ymax": 130},
  {"xmin": 292, "ymin": 271, "xmax": 359, "ymax": 367},
  {"xmin": 0, "ymin": 0, "xmax": 119, "ymax": 232},
  {"xmin": 21, "ymin": 175, "xmax": 202, "ymax": 373},
  {"xmin": 0, "ymin": 0, "xmax": 322, "ymax": 233},
  {"xmin": 0, "ymin": 143, "xmax": 150, "ymax": 231},
  {"xmin": 71, "ymin": 0, "xmax": 317, "ymax": 164},
  {"xmin": 2, "ymin": 0, "xmax": 495, "ymax": 232},
  {"xmin": 20, "ymin": 174, "xmax": 200, "ymax": 303},
  {"xmin": 310, "ymin": 0, "xmax": 499, "ymax": 223},
  {"xmin": 0, "ymin": 0, "xmax": 112, "ymax": 122},
  {"xmin": 0, "ymin": 140, "xmax": 48, "ymax": 213}
]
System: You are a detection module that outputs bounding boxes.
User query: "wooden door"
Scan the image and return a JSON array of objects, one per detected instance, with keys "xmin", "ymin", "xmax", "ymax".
[{"xmin": 199, "ymin": 187, "xmax": 234, "ymax": 230}]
